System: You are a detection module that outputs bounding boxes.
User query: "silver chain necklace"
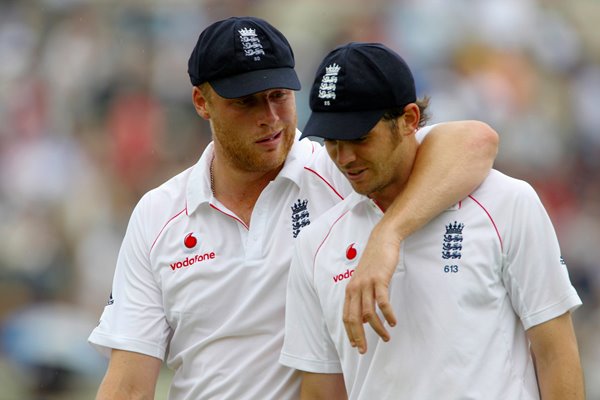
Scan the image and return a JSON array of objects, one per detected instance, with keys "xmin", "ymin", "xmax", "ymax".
[{"xmin": 209, "ymin": 155, "xmax": 215, "ymax": 195}]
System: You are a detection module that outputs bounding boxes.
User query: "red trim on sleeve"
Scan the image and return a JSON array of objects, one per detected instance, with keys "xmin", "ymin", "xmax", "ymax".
[
  {"xmin": 150, "ymin": 208, "xmax": 186, "ymax": 254},
  {"xmin": 468, "ymin": 195, "xmax": 503, "ymax": 251},
  {"xmin": 303, "ymin": 166, "xmax": 344, "ymax": 201},
  {"xmin": 312, "ymin": 210, "xmax": 351, "ymax": 280}
]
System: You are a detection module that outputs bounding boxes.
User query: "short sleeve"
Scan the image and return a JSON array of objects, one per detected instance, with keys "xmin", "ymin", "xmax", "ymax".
[
  {"xmin": 279, "ymin": 234, "xmax": 342, "ymax": 373},
  {"xmin": 501, "ymin": 181, "xmax": 581, "ymax": 330},
  {"xmin": 88, "ymin": 193, "xmax": 171, "ymax": 360}
]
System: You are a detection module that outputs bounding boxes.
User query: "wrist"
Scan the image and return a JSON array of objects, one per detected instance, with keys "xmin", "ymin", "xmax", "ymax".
[{"xmin": 370, "ymin": 221, "xmax": 405, "ymax": 247}]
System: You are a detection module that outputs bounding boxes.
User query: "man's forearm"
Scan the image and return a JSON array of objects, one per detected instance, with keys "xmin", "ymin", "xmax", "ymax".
[
  {"xmin": 300, "ymin": 372, "xmax": 347, "ymax": 400},
  {"xmin": 96, "ymin": 349, "xmax": 162, "ymax": 400},
  {"xmin": 536, "ymin": 358, "xmax": 585, "ymax": 400},
  {"xmin": 528, "ymin": 312, "xmax": 585, "ymax": 400}
]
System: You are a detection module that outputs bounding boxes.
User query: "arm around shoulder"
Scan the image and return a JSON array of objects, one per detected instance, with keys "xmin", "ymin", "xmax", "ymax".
[
  {"xmin": 380, "ymin": 119, "xmax": 499, "ymax": 248},
  {"xmin": 96, "ymin": 349, "xmax": 162, "ymax": 400},
  {"xmin": 342, "ymin": 120, "xmax": 499, "ymax": 353},
  {"xmin": 414, "ymin": 120, "xmax": 499, "ymax": 210}
]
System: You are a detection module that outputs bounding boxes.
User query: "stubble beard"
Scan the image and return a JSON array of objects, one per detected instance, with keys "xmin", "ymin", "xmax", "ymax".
[
  {"xmin": 350, "ymin": 132, "xmax": 403, "ymax": 199},
  {"xmin": 212, "ymin": 123, "xmax": 295, "ymax": 173}
]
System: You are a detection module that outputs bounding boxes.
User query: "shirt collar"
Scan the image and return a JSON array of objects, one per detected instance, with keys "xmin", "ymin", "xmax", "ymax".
[
  {"xmin": 349, "ymin": 190, "xmax": 462, "ymax": 217},
  {"xmin": 276, "ymin": 130, "xmax": 316, "ymax": 184},
  {"xmin": 186, "ymin": 142, "xmax": 214, "ymax": 215},
  {"xmin": 186, "ymin": 130, "xmax": 315, "ymax": 216}
]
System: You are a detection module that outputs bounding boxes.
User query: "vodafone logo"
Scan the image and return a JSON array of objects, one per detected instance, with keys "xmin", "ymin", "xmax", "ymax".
[
  {"xmin": 333, "ymin": 268, "xmax": 354, "ymax": 283},
  {"xmin": 333, "ymin": 243, "xmax": 359, "ymax": 283},
  {"xmin": 171, "ymin": 232, "xmax": 216, "ymax": 271},
  {"xmin": 184, "ymin": 232, "xmax": 198, "ymax": 249},
  {"xmin": 346, "ymin": 243, "xmax": 357, "ymax": 260},
  {"xmin": 170, "ymin": 252, "xmax": 216, "ymax": 271}
]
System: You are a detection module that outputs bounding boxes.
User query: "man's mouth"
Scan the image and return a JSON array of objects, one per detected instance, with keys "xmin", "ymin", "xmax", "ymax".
[
  {"xmin": 344, "ymin": 168, "xmax": 367, "ymax": 180},
  {"xmin": 256, "ymin": 131, "xmax": 282, "ymax": 143}
]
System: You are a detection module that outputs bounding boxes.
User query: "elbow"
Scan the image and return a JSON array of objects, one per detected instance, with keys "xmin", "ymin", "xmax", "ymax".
[{"xmin": 469, "ymin": 120, "xmax": 499, "ymax": 163}]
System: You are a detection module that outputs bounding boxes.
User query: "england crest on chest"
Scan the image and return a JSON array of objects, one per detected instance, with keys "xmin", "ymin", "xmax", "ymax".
[
  {"xmin": 442, "ymin": 221, "xmax": 464, "ymax": 259},
  {"xmin": 291, "ymin": 198, "xmax": 310, "ymax": 238}
]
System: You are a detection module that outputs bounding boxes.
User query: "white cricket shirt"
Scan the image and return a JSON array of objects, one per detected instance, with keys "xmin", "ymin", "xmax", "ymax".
[
  {"xmin": 88, "ymin": 132, "xmax": 352, "ymax": 400},
  {"xmin": 280, "ymin": 169, "xmax": 582, "ymax": 400}
]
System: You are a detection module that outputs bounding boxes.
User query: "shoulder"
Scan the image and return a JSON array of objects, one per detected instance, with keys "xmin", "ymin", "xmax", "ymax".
[
  {"xmin": 139, "ymin": 166, "xmax": 193, "ymax": 210},
  {"xmin": 297, "ymin": 137, "xmax": 353, "ymax": 200},
  {"xmin": 296, "ymin": 193, "xmax": 363, "ymax": 250},
  {"xmin": 465, "ymin": 169, "xmax": 548, "ymax": 238},
  {"xmin": 129, "ymin": 165, "xmax": 194, "ymax": 238},
  {"xmin": 472, "ymin": 170, "xmax": 540, "ymax": 205}
]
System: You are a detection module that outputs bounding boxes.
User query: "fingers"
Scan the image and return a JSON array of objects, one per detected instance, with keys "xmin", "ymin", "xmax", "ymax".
[
  {"xmin": 343, "ymin": 283, "xmax": 365, "ymax": 352},
  {"xmin": 374, "ymin": 284, "xmax": 397, "ymax": 328},
  {"xmin": 342, "ymin": 232, "xmax": 401, "ymax": 354},
  {"xmin": 363, "ymin": 285, "xmax": 390, "ymax": 342},
  {"xmin": 345, "ymin": 319, "xmax": 367, "ymax": 355},
  {"xmin": 344, "ymin": 281, "xmax": 394, "ymax": 354},
  {"xmin": 343, "ymin": 281, "xmax": 369, "ymax": 354}
]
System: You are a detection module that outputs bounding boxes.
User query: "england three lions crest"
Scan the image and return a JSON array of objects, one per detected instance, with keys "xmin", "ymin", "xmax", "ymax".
[
  {"xmin": 442, "ymin": 221, "xmax": 464, "ymax": 259},
  {"xmin": 291, "ymin": 199, "xmax": 310, "ymax": 238},
  {"xmin": 238, "ymin": 27, "xmax": 265, "ymax": 59}
]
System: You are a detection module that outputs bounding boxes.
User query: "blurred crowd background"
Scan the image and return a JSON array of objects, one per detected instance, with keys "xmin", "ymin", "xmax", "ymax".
[{"xmin": 0, "ymin": 0, "xmax": 599, "ymax": 398}]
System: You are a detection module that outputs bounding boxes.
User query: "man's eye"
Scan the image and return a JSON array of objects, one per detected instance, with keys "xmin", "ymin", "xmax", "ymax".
[
  {"xmin": 270, "ymin": 91, "xmax": 287, "ymax": 100},
  {"xmin": 234, "ymin": 97, "xmax": 253, "ymax": 106}
]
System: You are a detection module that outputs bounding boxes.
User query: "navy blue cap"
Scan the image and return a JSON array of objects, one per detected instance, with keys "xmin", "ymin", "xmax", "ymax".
[
  {"xmin": 188, "ymin": 16, "xmax": 301, "ymax": 99},
  {"xmin": 301, "ymin": 42, "xmax": 416, "ymax": 140}
]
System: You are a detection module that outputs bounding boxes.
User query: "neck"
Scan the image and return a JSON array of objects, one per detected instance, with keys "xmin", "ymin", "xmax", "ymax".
[
  {"xmin": 369, "ymin": 190, "xmax": 400, "ymax": 213},
  {"xmin": 210, "ymin": 153, "xmax": 282, "ymax": 225},
  {"xmin": 211, "ymin": 155, "xmax": 282, "ymax": 194},
  {"xmin": 371, "ymin": 140, "xmax": 418, "ymax": 212}
]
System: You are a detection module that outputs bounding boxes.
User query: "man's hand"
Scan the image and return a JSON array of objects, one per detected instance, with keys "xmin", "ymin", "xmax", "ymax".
[{"xmin": 343, "ymin": 224, "xmax": 400, "ymax": 354}]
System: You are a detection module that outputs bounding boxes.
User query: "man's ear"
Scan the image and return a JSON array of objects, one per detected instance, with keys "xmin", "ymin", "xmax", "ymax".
[
  {"xmin": 192, "ymin": 86, "xmax": 211, "ymax": 120},
  {"xmin": 402, "ymin": 103, "xmax": 420, "ymax": 134}
]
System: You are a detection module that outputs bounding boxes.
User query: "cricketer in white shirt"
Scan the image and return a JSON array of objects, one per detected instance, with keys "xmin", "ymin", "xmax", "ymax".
[
  {"xmin": 280, "ymin": 169, "xmax": 582, "ymax": 400},
  {"xmin": 89, "ymin": 132, "xmax": 356, "ymax": 399}
]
